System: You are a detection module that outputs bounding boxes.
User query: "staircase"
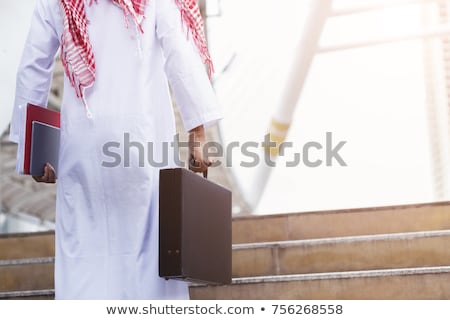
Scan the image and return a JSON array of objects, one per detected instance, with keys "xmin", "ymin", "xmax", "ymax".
[
  {"xmin": 1, "ymin": 202, "xmax": 450, "ymax": 299},
  {"xmin": 0, "ymin": 232, "xmax": 54, "ymax": 299}
]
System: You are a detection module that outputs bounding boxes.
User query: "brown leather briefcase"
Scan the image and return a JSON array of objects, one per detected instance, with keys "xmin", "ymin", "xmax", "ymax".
[{"xmin": 159, "ymin": 168, "xmax": 232, "ymax": 285}]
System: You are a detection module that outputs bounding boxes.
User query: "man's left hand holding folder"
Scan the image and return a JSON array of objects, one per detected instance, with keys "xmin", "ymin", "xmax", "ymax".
[{"xmin": 33, "ymin": 163, "xmax": 56, "ymax": 183}]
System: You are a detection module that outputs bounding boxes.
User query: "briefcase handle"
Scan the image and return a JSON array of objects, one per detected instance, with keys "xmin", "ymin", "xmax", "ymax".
[{"xmin": 189, "ymin": 156, "xmax": 209, "ymax": 179}]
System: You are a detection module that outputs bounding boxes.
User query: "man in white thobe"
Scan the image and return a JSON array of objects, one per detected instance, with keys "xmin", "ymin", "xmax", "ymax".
[{"xmin": 9, "ymin": 0, "xmax": 222, "ymax": 299}]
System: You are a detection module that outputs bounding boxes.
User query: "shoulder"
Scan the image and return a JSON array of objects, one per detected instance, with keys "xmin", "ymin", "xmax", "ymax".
[
  {"xmin": 35, "ymin": 0, "xmax": 60, "ymax": 13},
  {"xmin": 34, "ymin": 0, "xmax": 63, "ymax": 33}
]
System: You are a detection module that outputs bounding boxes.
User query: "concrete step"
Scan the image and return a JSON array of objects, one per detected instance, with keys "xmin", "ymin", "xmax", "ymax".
[
  {"xmin": 190, "ymin": 266, "xmax": 450, "ymax": 299},
  {"xmin": 233, "ymin": 202, "xmax": 450, "ymax": 243},
  {"xmin": 0, "ymin": 290, "xmax": 54, "ymax": 300},
  {"xmin": 3, "ymin": 267, "xmax": 450, "ymax": 300},
  {"xmin": 0, "ymin": 232, "xmax": 54, "ymax": 260},
  {"xmin": 1, "ymin": 202, "xmax": 449, "ymax": 299},
  {"xmin": 232, "ymin": 230, "xmax": 450, "ymax": 277},
  {"xmin": 0, "ymin": 258, "xmax": 54, "ymax": 292},
  {"xmin": 4, "ymin": 231, "xmax": 449, "ymax": 293},
  {"xmin": 2, "ymin": 202, "xmax": 448, "ymax": 251}
]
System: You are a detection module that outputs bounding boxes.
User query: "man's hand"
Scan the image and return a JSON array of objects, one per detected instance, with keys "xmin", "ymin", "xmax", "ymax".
[
  {"xmin": 32, "ymin": 163, "xmax": 56, "ymax": 183},
  {"xmin": 188, "ymin": 125, "xmax": 211, "ymax": 177}
]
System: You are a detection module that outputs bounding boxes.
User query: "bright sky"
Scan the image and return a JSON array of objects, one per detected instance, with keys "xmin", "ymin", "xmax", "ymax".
[{"xmin": 208, "ymin": 0, "xmax": 449, "ymax": 214}]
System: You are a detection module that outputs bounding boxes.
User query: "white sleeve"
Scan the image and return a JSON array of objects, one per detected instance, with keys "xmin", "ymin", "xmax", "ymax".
[
  {"xmin": 9, "ymin": 0, "xmax": 60, "ymax": 144},
  {"xmin": 155, "ymin": 0, "xmax": 223, "ymax": 132}
]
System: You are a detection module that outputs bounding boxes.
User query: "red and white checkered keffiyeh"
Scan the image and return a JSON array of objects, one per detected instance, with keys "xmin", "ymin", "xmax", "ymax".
[{"xmin": 59, "ymin": 0, "xmax": 214, "ymax": 112}]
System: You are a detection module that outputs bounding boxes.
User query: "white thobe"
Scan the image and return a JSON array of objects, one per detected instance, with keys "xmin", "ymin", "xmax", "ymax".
[{"xmin": 9, "ymin": 0, "xmax": 222, "ymax": 299}]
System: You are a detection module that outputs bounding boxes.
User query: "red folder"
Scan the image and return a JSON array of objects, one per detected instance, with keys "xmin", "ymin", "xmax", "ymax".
[{"xmin": 23, "ymin": 104, "xmax": 60, "ymax": 175}]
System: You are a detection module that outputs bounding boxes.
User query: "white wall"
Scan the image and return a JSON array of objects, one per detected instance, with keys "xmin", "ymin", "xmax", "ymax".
[{"xmin": 0, "ymin": 0, "xmax": 36, "ymax": 135}]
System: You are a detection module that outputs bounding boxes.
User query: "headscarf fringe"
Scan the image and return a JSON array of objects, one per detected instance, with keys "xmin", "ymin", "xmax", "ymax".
[
  {"xmin": 174, "ymin": 0, "xmax": 214, "ymax": 79},
  {"xmin": 60, "ymin": 0, "xmax": 214, "ymax": 115}
]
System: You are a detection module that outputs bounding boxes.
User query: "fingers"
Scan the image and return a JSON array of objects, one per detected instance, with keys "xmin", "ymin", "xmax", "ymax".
[
  {"xmin": 46, "ymin": 163, "xmax": 56, "ymax": 183},
  {"xmin": 32, "ymin": 175, "xmax": 45, "ymax": 183},
  {"xmin": 189, "ymin": 155, "xmax": 211, "ymax": 175},
  {"xmin": 32, "ymin": 163, "xmax": 56, "ymax": 183},
  {"xmin": 188, "ymin": 126, "xmax": 213, "ymax": 177}
]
